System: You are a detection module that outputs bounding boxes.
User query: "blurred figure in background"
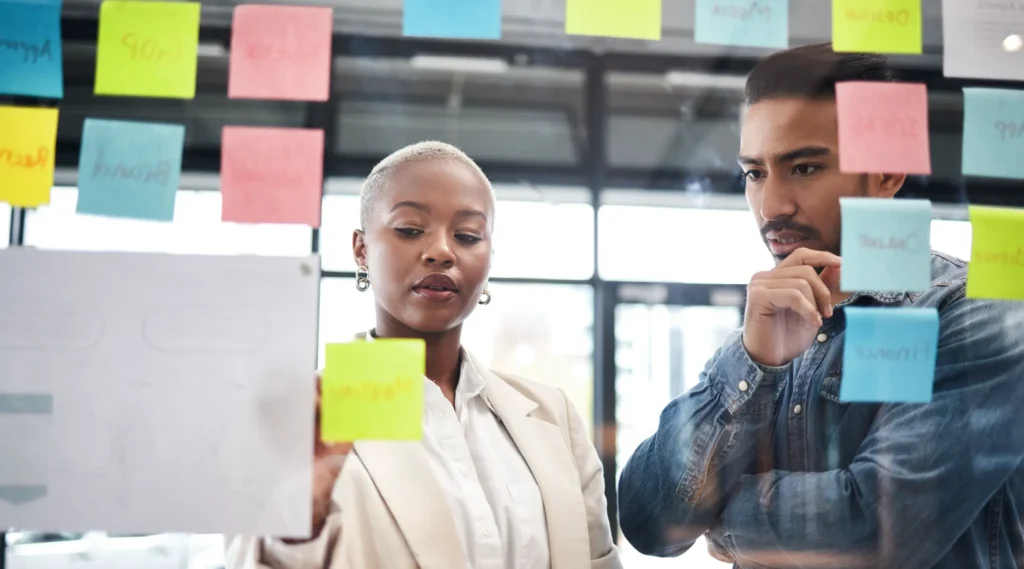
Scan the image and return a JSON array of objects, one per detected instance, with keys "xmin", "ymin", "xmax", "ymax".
[
  {"xmin": 618, "ymin": 44, "xmax": 1024, "ymax": 569},
  {"xmin": 226, "ymin": 141, "xmax": 620, "ymax": 569}
]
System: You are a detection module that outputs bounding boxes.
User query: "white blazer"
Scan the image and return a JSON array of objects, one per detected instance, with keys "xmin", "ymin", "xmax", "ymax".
[{"xmin": 225, "ymin": 351, "xmax": 622, "ymax": 569}]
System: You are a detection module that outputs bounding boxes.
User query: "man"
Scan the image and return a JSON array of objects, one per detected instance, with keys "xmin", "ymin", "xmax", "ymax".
[{"xmin": 617, "ymin": 43, "xmax": 1024, "ymax": 568}]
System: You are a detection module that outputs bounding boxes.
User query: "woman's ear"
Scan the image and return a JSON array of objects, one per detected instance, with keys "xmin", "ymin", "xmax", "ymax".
[{"xmin": 352, "ymin": 229, "xmax": 367, "ymax": 267}]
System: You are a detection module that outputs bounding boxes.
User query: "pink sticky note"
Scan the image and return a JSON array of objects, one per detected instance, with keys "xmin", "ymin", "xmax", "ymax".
[
  {"xmin": 836, "ymin": 81, "xmax": 931, "ymax": 175},
  {"xmin": 228, "ymin": 5, "xmax": 333, "ymax": 101},
  {"xmin": 220, "ymin": 126, "xmax": 324, "ymax": 227}
]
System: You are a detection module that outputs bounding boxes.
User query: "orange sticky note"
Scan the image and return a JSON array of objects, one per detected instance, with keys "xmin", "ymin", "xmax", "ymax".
[
  {"xmin": 321, "ymin": 340, "xmax": 425, "ymax": 442},
  {"xmin": 228, "ymin": 5, "xmax": 333, "ymax": 101},
  {"xmin": 0, "ymin": 106, "xmax": 58, "ymax": 207},
  {"xmin": 220, "ymin": 126, "xmax": 324, "ymax": 226},
  {"xmin": 835, "ymin": 81, "xmax": 931, "ymax": 175}
]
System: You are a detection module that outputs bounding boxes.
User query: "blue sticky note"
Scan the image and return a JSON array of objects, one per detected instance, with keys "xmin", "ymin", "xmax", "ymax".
[
  {"xmin": 840, "ymin": 307, "xmax": 938, "ymax": 403},
  {"xmin": 403, "ymin": 0, "xmax": 501, "ymax": 39},
  {"xmin": 0, "ymin": 0, "xmax": 63, "ymax": 98},
  {"xmin": 840, "ymin": 197, "xmax": 932, "ymax": 293},
  {"xmin": 694, "ymin": 0, "xmax": 788, "ymax": 49},
  {"xmin": 77, "ymin": 118, "xmax": 185, "ymax": 221},
  {"xmin": 962, "ymin": 88, "xmax": 1024, "ymax": 181}
]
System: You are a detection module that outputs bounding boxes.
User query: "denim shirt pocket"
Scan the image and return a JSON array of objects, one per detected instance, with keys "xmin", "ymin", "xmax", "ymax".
[{"xmin": 819, "ymin": 371, "xmax": 847, "ymax": 404}]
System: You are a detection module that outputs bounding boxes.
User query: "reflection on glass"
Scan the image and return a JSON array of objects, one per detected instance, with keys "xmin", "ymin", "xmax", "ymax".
[
  {"xmin": 319, "ymin": 192, "xmax": 595, "ymax": 279},
  {"xmin": 930, "ymin": 219, "xmax": 972, "ymax": 261},
  {"xmin": 1, "ymin": 203, "xmax": 10, "ymax": 247},
  {"xmin": 615, "ymin": 303, "xmax": 741, "ymax": 569},
  {"xmin": 318, "ymin": 278, "xmax": 595, "ymax": 434},
  {"xmin": 23, "ymin": 187, "xmax": 311, "ymax": 257}
]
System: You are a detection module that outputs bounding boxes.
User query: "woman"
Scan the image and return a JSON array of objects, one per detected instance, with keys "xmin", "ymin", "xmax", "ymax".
[{"xmin": 226, "ymin": 142, "xmax": 621, "ymax": 569}]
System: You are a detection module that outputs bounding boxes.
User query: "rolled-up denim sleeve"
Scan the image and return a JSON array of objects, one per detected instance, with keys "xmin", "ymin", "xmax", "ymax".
[
  {"xmin": 618, "ymin": 332, "xmax": 788, "ymax": 557},
  {"xmin": 712, "ymin": 296, "xmax": 1024, "ymax": 569}
]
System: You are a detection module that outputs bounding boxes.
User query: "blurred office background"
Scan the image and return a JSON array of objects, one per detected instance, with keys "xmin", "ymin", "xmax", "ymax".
[{"xmin": 2, "ymin": 0, "xmax": 1007, "ymax": 567}]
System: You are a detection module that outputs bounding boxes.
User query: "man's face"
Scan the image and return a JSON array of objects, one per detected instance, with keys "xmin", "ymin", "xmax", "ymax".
[{"xmin": 739, "ymin": 97, "xmax": 905, "ymax": 264}]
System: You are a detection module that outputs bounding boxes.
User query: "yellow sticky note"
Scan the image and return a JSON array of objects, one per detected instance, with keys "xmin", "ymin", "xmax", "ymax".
[
  {"xmin": 832, "ymin": 0, "xmax": 921, "ymax": 54},
  {"xmin": 967, "ymin": 206, "xmax": 1024, "ymax": 300},
  {"xmin": 566, "ymin": 0, "xmax": 662, "ymax": 40},
  {"xmin": 94, "ymin": 0, "xmax": 200, "ymax": 99},
  {"xmin": 0, "ymin": 106, "xmax": 58, "ymax": 207},
  {"xmin": 321, "ymin": 340, "xmax": 425, "ymax": 442}
]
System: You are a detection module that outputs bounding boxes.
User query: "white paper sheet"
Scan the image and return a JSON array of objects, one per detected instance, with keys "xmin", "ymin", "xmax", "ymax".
[
  {"xmin": 0, "ymin": 249, "xmax": 319, "ymax": 537},
  {"xmin": 943, "ymin": 0, "xmax": 1024, "ymax": 81}
]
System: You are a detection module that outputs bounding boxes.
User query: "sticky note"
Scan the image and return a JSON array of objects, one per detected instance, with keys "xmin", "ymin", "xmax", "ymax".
[
  {"xmin": 694, "ymin": 0, "xmax": 788, "ymax": 49},
  {"xmin": 77, "ymin": 118, "xmax": 185, "ymax": 221},
  {"xmin": 942, "ymin": 0, "xmax": 1024, "ymax": 82},
  {"xmin": 836, "ymin": 81, "xmax": 931, "ymax": 175},
  {"xmin": 839, "ymin": 198, "xmax": 932, "ymax": 292},
  {"xmin": 832, "ymin": 0, "xmax": 921, "ymax": 54},
  {"xmin": 94, "ymin": 0, "xmax": 200, "ymax": 99},
  {"xmin": 961, "ymin": 88, "xmax": 1024, "ymax": 181},
  {"xmin": 840, "ymin": 307, "xmax": 938, "ymax": 403},
  {"xmin": 967, "ymin": 206, "xmax": 1024, "ymax": 300},
  {"xmin": 566, "ymin": 0, "xmax": 662, "ymax": 40},
  {"xmin": 0, "ymin": 105, "xmax": 58, "ymax": 207},
  {"xmin": 321, "ymin": 340, "xmax": 425, "ymax": 442},
  {"xmin": 220, "ymin": 126, "xmax": 324, "ymax": 227},
  {"xmin": 403, "ymin": 0, "xmax": 501, "ymax": 40},
  {"xmin": 0, "ymin": 0, "xmax": 63, "ymax": 98},
  {"xmin": 228, "ymin": 5, "xmax": 333, "ymax": 101}
]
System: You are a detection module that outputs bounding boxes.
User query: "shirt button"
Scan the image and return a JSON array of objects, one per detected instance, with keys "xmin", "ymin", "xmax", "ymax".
[
  {"xmin": 738, "ymin": 380, "xmax": 749, "ymax": 392},
  {"xmin": 817, "ymin": 333, "xmax": 828, "ymax": 343},
  {"xmin": 482, "ymin": 528, "xmax": 493, "ymax": 537},
  {"xmin": 459, "ymin": 465, "xmax": 471, "ymax": 477},
  {"xmin": 793, "ymin": 404, "xmax": 803, "ymax": 415}
]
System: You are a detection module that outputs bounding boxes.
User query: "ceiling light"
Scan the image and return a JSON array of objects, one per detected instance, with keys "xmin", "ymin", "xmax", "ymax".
[
  {"xmin": 664, "ymin": 70, "xmax": 747, "ymax": 90},
  {"xmin": 1003, "ymin": 34, "xmax": 1023, "ymax": 53},
  {"xmin": 409, "ymin": 55, "xmax": 509, "ymax": 74}
]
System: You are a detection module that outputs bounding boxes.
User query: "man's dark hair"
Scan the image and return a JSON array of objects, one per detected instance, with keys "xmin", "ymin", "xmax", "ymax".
[{"xmin": 744, "ymin": 43, "xmax": 898, "ymax": 105}]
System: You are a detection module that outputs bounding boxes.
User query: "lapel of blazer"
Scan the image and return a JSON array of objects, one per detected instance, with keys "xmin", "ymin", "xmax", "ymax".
[
  {"xmin": 467, "ymin": 354, "xmax": 592, "ymax": 569},
  {"xmin": 353, "ymin": 440, "xmax": 466, "ymax": 569}
]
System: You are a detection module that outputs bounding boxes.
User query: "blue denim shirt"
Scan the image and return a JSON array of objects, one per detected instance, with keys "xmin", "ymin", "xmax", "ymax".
[{"xmin": 619, "ymin": 252, "xmax": 1024, "ymax": 569}]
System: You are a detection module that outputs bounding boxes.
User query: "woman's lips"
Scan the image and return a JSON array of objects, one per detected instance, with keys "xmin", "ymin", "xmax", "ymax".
[{"xmin": 412, "ymin": 287, "xmax": 457, "ymax": 301}]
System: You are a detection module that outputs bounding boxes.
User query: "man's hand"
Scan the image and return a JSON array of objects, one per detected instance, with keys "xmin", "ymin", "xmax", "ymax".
[{"xmin": 743, "ymin": 248, "xmax": 841, "ymax": 367}]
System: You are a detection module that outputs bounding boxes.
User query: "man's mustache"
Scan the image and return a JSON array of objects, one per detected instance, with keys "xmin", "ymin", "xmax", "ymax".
[{"xmin": 760, "ymin": 218, "xmax": 820, "ymax": 241}]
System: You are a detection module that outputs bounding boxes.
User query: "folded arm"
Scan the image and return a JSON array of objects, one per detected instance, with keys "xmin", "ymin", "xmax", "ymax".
[
  {"xmin": 617, "ymin": 333, "xmax": 788, "ymax": 556},
  {"xmin": 711, "ymin": 296, "xmax": 1024, "ymax": 568}
]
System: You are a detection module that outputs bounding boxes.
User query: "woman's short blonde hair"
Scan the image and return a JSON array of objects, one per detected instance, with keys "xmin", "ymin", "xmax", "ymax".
[{"xmin": 359, "ymin": 141, "xmax": 494, "ymax": 229}]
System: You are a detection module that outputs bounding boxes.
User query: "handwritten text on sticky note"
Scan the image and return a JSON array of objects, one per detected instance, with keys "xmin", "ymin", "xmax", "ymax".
[
  {"xmin": 0, "ymin": 105, "xmax": 58, "ymax": 207},
  {"xmin": 220, "ymin": 126, "xmax": 324, "ymax": 227},
  {"xmin": 94, "ymin": 0, "xmax": 200, "ymax": 99},
  {"xmin": 832, "ymin": 0, "xmax": 921, "ymax": 54},
  {"xmin": 694, "ymin": 0, "xmax": 788, "ymax": 49},
  {"xmin": 967, "ymin": 206, "xmax": 1024, "ymax": 300},
  {"xmin": 321, "ymin": 340, "xmax": 425, "ymax": 442},
  {"xmin": 228, "ymin": 5, "xmax": 333, "ymax": 101},
  {"xmin": 836, "ymin": 81, "xmax": 931, "ymax": 175},
  {"xmin": 962, "ymin": 88, "xmax": 1024, "ymax": 181},
  {"xmin": 0, "ymin": 0, "xmax": 63, "ymax": 98},
  {"xmin": 566, "ymin": 0, "xmax": 662, "ymax": 40},
  {"xmin": 840, "ymin": 197, "xmax": 932, "ymax": 292},
  {"xmin": 77, "ymin": 118, "xmax": 185, "ymax": 221},
  {"xmin": 403, "ymin": 0, "xmax": 502, "ymax": 40},
  {"xmin": 840, "ymin": 306, "xmax": 938, "ymax": 403}
]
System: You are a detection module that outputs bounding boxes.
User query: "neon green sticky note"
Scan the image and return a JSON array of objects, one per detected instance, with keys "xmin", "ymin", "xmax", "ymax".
[
  {"xmin": 94, "ymin": 0, "xmax": 200, "ymax": 99},
  {"xmin": 832, "ymin": 0, "xmax": 921, "ymax": 54},
  {"xmin": 321, "ymin": 340, "xmax": 425, "ymax": 442},
  {"xmin": 967, "ymin": 206, "xmax": 1024, "ymax": 301},
  {"xmin": 565, "ymin": 0, "xmax": 662, "ymax": 40}
]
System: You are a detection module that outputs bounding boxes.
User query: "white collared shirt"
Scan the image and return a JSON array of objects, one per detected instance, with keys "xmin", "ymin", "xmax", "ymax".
[{"xmin": 420, "ymin": 352, "xmax": 551, "ymax": 569}]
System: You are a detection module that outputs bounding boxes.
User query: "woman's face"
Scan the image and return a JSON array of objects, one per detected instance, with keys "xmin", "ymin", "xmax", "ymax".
[{"xmin": 353, "ymin": 159, "xmax": 494, "ymax": 335}]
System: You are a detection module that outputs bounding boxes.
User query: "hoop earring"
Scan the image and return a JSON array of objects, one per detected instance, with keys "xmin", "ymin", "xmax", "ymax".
[
  {"xmin": 356, "ymin": 266, "xmax": 370, "ymax": 292},
  {"xmin": 478, "ymin": 288, "xmax": 491, "ymax": 305}
]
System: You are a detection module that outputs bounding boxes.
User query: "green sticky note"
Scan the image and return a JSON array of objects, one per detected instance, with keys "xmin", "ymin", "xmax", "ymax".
[
  {"xmin": 321, "ymin": 340, "xmax": 425, "ymax": 442},
  {"xmin": 94, "ymin": 0, "xmax": 200, "ymax": 99},
  {"xmin": 832, "ymin": 0, "xmax": 921, "ymax": 54},
  {"xmin": 565, "ymin": 0, "xmax": 662, "ymax": 40},
  {"xmin": 967, "ymin": 206, "xmax": 1024, "ymax": 301}
]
